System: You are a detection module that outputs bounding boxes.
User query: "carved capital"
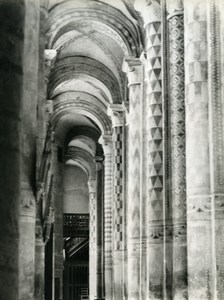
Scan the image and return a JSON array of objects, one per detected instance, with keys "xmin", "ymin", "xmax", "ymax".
[
  {"xmin": 95, "ymin": 156, "xmax": 104, "ymax": 171},
  {"xmin": 88, "ymin": 179, "xmax": 97, "ymax": 194},
  {"xmin": 44, "ymin": 49, "xmax": 57, "ymax": 78},
  {"xmin": 20, "ymin": 186, "xmax": 36, "ymax": 210},
  {"xmin": 107, "ymin": 104, "xmax": 125, "ymax": 127},
  {"xmin": 36, "ymin": 222, "xmax": 43, "ymax": 240},
  {"xmin": 134, "ymin": 0, "xmax": 161, "ymax": 26},
  {"xmin": 122, "ymin": 57, "xmax": 143, "ymax": 86},
  {"xmin": 98, "ymin": 135, "xmax": 113, "ymax": 155},
  {"xmin": 167, "ymin": 0, "xmax": 183, "ymax": 19},
  {"xmin": 46, "ymin": 100, "xmax": 53, "ymax": 120}
]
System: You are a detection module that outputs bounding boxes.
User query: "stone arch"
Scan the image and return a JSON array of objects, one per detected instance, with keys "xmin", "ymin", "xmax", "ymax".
[
  {"xmin": 46, "ymin": 0, "xmax": 141, "ymax": 57},
  {"xmin": 65, "ymin": 147, "xmax": 96, "ymax": 181},
  {"xmin": 51, "ymin": 100, "xmax": 112, "ymax": 137},
  {"xmin": 48, "ymin": 56, "xmax": 122, "ymax": 103}
]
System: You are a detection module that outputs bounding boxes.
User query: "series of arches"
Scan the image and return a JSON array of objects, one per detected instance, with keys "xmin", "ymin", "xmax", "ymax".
[{"xmin": 45, "ymin": 1, "xmax": 143, "ymax": 299}]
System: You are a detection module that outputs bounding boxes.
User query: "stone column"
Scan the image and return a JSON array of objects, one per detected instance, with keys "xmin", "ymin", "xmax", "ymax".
[
  {"xmin": 0, "ymin": 1, "xmax": 39, "ymax": 299},
  {"xmin": 88, "ymin": 179, "xmax": 98, "ymax": 300},
  {"xmin": 107, "ymin": 105, "xmax": 125, "ymax": 299},
  {"xmin": 95, "ymin": 157, "xmax": 105, "ymax": 300},
  {"xmin": 36, "ymin": 0, "xmax": 49, "ymax": 172},
  {"xmin": 208, "ymin": 0, "xmax": 224, "ymax": 298},
  {"xmin": 35, "ymin": 3, "xmax": 49, "ymax": 298},
  {"xmin": 99, "ymin": 135, "xmax": 113, "ymax": 300},
  {"xmin": 35, "ymin": 224, "xmax": 45, "ymax": 300},
  {"xmin": 18, "ymin": 1, "xmax": 40, "ymax": 299},
  {"xmin": 52, "ymin": 144, "xmax": 64, "ymax": 300},
  {"xmin": 123, "ymin": 58, "xmax": 143, "ymax": 300},
  {"xmin": 184, "ymin": 0, "xmax": 213, "ymax": 298},
  {"xmin": 167, "ymin": 1, "xmax": 188, "ymax": 299},
  {"xmin": 135, "ymin": 1, "xmax": 164, "ymax": 298}
]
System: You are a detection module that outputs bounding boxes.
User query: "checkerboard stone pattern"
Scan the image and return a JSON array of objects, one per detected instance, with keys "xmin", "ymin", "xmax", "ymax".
[
  {"xmin": 113, "ymin": 125, "xmax": 123, "ymax": 251},
  {"xmin": 104, "ymin": 150, "xmax": 113, "ymax": 259}
]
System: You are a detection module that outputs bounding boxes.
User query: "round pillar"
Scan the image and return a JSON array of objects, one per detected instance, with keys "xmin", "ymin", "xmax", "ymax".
[
  {"xmin": 107, "ymin": 104, "xmax": 125, "ymax": 299},
  {"xmin": 123, "ymin": 57, "xmax": 143, "ymax": 300}
]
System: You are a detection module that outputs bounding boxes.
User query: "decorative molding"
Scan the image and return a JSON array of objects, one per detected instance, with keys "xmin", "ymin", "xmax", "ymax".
[
  {"xmin": 208, "ymin": 0, "xmax": 224, "ymax": 191},
  {"xmin": 168, "ymin": 11, "xmax": 186, "ymax": 220}
]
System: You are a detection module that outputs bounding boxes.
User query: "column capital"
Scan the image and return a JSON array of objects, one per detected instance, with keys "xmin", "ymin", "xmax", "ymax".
[
  {"xmin": 107, "ymin": 104, "xmax": 125, "ymax": 128},
  {"xmin": 44, "ymin": 49, "xmax": 57, "ymax": 78},
  {"xmin": 134, "ymin": 0, "xmax": 161, "ymax": 27},
  {"xmin": 122, "ymin": 57, "xmax": 143, "ymax": 86},
  {"xmin": 99, "ymin": 135, "xmax": 113, "ymax": 155},
  {"xmin": 20, "ymin": 185, "xmax": 36, "ymax": 217},
  {"xmin": 88, "ymin": 179, "xmax": 97, "ymax": 194},
  {"xmin": 46, "ymin": 100, "xmax": 53, "ymax": 120},
  {"xmin": 167, "ymin": 0, "xmax": 183, "ymax": 19},
  {"xmin": 95, "ymin": 156, "xmax": 104, "ymax": 171}
]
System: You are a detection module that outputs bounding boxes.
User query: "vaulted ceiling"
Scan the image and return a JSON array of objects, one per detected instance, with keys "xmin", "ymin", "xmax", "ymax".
[{"xmin": 46, "ymin": 0, "xmax": 143, "ymax": 169}]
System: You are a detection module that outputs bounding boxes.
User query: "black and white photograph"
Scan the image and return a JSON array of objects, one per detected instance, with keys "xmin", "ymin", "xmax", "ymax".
[{"xmin": 0, "ymin": 0, "xmax": 223, "ymax": 299}]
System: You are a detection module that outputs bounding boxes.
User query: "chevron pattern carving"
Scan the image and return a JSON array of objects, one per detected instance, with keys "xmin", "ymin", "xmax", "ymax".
[
  {"xmin": 146, "ymin": 21, "xmax": 163, "ymax": 221},
  {"xmin": 128, "ymin": 83, "xmax": 141, "ymax": 239}
]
